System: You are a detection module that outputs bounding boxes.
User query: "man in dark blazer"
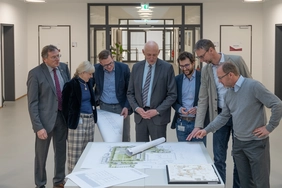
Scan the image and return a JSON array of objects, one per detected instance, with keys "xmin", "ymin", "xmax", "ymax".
[
  {"xmin": 27, "ymin": 45, "xmax": 70, "ymax": 188},
  {"xmin": 94, "ymin": 50, "xmax": 131, "ymax": 142},
  {"xmin": 171, "ymin": 51, "xmax": 207, "ymax": 144},
  {"xmin": 127, "ymin": 41, "xmax": 177, "ymax": 142}
]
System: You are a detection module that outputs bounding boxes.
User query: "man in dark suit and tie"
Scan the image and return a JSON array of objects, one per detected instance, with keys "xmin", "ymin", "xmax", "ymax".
[
  {"xmin": 94, "ymin": 49, "xmax": 131, "ymax": 141},
  {"xmin": 127, "ymin": 41, "xmax": 177, "ymax": 142},
  {"xmin": 27, "ymin": 45, "xmax": 70, "ymax": 188},
  {"xmin": 171, "ymin": 51, "xmax": 208, "ymax": 144}
]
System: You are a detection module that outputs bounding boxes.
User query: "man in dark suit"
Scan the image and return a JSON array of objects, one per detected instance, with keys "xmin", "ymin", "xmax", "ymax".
[
  {"xmin": 171, "ymin": 51, "xmax": 207, "ymax": 144},
  {"xmin": 27, "ymin": 45, "xmax": 70, "ymax": 188},
  {"xmin": 127, "ymin": 41, "xmax": 177, "ymax": 142},
  {"xmin": 94, "ymin": 50, "xmax": 131, "ymax": 141}
]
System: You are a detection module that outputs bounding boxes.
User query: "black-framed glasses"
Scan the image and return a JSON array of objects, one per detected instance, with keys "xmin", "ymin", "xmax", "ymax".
[
  {"xmin": 196, "ymin": 50, "xmax": 208, "ymax": 59},
  {"xmin": 102, "ymin": 61, "xmax": 113, "ymax": 68},
  {"xmin": 218, "ymin": 72, "xmax": 230, "ymax": 80},
  {"xmin": 179, "ymin": 63, "xmax": 191, "ymax": 69}
]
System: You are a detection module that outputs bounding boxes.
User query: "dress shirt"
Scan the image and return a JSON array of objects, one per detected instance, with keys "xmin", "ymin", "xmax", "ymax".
[
  {"xmin": 212, "ymin": 53, "xmax": 227, "ymax": 109},
  {"xmin": 46, "ymin": 64, "xmax": 64, "ymax": 91},
  {"xmin": 233, "ymin": 75, "xmax": 245, "ymax": 92},
  {"xmin": 142, "ymin": 61, "xmax": 156, "ymax": 107},
  {"xmin": 100, "ymin": 68, "xmax": 119, "ymax": 104},
  {"xmin": 180, "ymin": 71, "xmax": 196, "ymax": 117}
]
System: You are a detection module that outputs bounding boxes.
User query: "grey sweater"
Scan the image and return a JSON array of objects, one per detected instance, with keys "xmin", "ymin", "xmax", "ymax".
[{"xmin": 205, "ymin": 77, "xmax": 282, "ymax": 141}]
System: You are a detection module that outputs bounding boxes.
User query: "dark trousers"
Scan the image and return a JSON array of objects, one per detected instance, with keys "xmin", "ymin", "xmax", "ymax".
[
  {"xmin": 233, "ymin": 137, "xmax": 270, "ymax": 188},
  {"xmin": 34, "ymin": 111, "xmax": 67, "ymax": 188},
  {"xmin": 213, "ymin": 108, "xmax": 240, "ymax": 187},
  {"xmin": 135, "ymin": 118, "xmax": 167, "ymax": 142}
]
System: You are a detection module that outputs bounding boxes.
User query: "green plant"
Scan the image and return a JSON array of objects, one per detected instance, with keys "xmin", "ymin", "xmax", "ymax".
[{"xmin": 110, "ymin": 42, "xmax": 130, "ymax": 62}]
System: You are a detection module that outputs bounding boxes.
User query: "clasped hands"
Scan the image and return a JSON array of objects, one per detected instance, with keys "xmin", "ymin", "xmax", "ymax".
[{"xmin": 136, "ymin": 108, "xmax": 158, "ymax": 119}]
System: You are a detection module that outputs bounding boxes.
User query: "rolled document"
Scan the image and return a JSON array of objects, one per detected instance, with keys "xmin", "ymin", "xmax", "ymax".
[{"xmin": 125, "ymin": 137, "xmax": 166, "ymax": 156}]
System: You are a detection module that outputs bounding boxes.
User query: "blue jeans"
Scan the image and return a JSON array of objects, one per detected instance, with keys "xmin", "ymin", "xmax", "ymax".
[
  {"xmin": 213, "ymin": 117, "xmax": 240, "ymax": 188},
  {"xmin": 175, "ymin": 118, "xmax": 206, "ymax": 146}
]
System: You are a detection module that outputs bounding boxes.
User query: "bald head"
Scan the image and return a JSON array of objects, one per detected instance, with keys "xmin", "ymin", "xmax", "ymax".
[{"xmin": 142, "ymin": 41, "xmax": 160, "ymax": 65}]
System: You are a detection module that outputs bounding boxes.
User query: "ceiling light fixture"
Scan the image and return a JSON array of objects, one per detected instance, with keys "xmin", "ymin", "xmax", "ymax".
[
  {"xmin": 25, "ymin": 0, "xmax": 46, "ymax": 3},
  {"xmin": 139, "ymin": 13, "xmax": 152, "ymax": 15},
  {"xmin": 243, "ymin": 0, "xmax": 264, "ymax": 2}
]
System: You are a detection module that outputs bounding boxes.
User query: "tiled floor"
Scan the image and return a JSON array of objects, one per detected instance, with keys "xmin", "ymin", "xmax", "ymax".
[{"xmin": 0, "ymin": 97, "xmax": 281, "ymax": 188}]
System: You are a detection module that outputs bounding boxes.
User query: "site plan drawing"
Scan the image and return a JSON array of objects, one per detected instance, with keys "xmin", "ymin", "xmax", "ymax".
[{"xmin": 81, "ymin": 142, "xmax": 209, "ymax": 169}]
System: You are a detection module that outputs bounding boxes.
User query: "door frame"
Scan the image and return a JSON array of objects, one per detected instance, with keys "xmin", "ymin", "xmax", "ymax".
[
  {"xmin": 38, "ymin": 25, "xmax": 72, "ymax": 72},
  {"xmin": 0, "ymin": 23, "xmax": 15, "ymax": 105}
]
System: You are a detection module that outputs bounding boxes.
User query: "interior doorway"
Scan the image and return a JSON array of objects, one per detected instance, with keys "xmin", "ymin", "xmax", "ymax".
[
  {"xmin": 275, "ymin": 24, "xmax": 282, "ymax": 100},
  {"xmin": 0, "ymin": 24, "xmax": 15, "ymax": 107},
  {"xmin": 38, "ymin": 25, "xmax": 71, "ymax": 73}
]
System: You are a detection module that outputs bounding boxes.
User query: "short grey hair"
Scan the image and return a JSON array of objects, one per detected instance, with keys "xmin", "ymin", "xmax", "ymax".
[
  {"xmin": 73, "ymin": 61, "xmax": 94, "ymax": 78},
  {"xmin": 220, "ymin": 62, "xmax": 239, "ymax": 76},
  {"xmin": 194, "ymin": 39, "xmax": 215, "ymax": 52}
]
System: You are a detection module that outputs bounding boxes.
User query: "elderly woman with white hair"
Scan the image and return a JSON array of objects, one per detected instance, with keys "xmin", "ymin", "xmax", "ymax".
[{"xmin": 62, "ymin": 61, "xmax": 97, "ymax": 173}]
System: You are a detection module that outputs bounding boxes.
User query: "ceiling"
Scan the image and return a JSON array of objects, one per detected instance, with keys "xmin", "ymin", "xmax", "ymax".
[{"xmin": 17, "ymin": 0, "xmax": 269, "ymax": 3}]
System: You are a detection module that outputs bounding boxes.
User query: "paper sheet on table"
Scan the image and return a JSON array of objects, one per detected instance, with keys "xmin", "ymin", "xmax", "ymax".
[
  {"xmin": 97, "ymin": 109, "xmax": 123, "ymax": 142},
  {"xmin": 66, "ymin": 168, "xmax": 148, "ymax": 188},
  {"xmin": 126, "ymin": 137, "xmax": 166, "ymax": 156}
]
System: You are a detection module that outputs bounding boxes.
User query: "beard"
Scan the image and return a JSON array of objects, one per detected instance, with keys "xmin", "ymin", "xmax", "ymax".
[{"xmin": 183, "ymin": 69, "xmax": 194, "ymax": 77}]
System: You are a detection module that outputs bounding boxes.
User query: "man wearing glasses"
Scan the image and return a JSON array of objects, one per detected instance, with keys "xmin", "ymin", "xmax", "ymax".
[
  {"xmin": 194, "ymin": 62, "xmax": 282, "ymax": 188},
  {"xmin": 94, "ymin": 49, "xmax": 131, "ymax": 142},
  {"xmin": 187, "ymin": 39, "xmax": 251, "ymax": 188},
  {"xmin": 27, "ymin": 45, "xmax": 70, "ymax": 188},
  {"xmin": 171, "ymin": 51, "xmax": 208, "ymax": 144}
]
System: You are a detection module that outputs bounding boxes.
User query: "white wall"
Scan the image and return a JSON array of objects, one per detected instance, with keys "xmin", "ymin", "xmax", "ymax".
[
  {"xmin": 0, "ymin": 0, "xmax": 28, "ymax": 105},
  {"xmin": 263, "ymin": 0, "xmax": 282, "ymax": 93},
  {"xmin": 0, "ymin": 1, "xmax": 277, "ymax": 101},
  {"xmin": 203, "ymin": 2, "xmax": 263, "ymax": 82},
  {"xmin": 27, "ymin": 3, "xmax": 88, "ymax": 77}
]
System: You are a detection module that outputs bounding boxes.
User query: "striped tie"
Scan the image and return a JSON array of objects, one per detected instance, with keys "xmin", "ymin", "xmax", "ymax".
[{"xmin": 142, "ymin": 65, "xmax": 152, "ymax": 107}]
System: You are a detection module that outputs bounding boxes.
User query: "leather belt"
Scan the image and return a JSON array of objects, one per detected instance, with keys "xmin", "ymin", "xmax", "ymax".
[
  {"xmin": 80, "ymin": 114, "xmax": 93, "ymax": 118},
  {"xmin": 179, "ymin": 116, "xmax": 195, "ymax": 122},
  {"xmin": 100, "ymin": 101, "xmax": 119, "ymax": 106}
]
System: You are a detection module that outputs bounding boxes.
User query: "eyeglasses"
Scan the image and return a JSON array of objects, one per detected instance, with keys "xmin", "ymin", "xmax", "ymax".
[
  {"xmin": 218, "ymin": 72, "xmax": 230, "ymax": 80},
  {"xmin": 179, "ymin": 63, "xmax": 191, "ymax": 69},
  {"xmin": 49, "ymin": 54, "xmax": 61, "ymax": 60},
  {"xmin": 102, "ymin": 61, "xmax": 113, "ymax": 68},
  {"xmin": 196, "ymin": 50, "xmax": 208, "ymax": 59}
]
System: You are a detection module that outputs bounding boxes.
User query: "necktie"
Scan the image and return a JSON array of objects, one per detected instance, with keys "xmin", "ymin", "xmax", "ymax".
[
  {"xmin": 142, "ymin": 65, "xmax": 152, "ymax": 107},
  {"xmin": 53, "ymin": 68, "xmax": 62, "ymax": 111}
]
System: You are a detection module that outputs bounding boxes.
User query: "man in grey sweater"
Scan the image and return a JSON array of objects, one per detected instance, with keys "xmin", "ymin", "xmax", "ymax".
[{"xmin": 194, "ymin": 62, "xmax": 282, "ymax": 188}]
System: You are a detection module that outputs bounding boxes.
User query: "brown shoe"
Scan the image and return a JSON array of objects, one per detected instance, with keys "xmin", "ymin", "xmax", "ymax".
[{"xmin": 53, "ymin": 183, "xmax": 64, "ymax": 188}]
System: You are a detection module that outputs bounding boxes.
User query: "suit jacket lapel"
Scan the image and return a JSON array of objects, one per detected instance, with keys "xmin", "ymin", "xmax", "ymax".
[
  {"xmin": 74, "ymin": 79, "xmax": 81, "ymax": 102},
  {"xmin": 151, "ymin": 59, "xmax": 161, "ymax": 93},
  {"xmin": 96, "ymin": 65, "xmax": 104, "ymax": 96},
  {"xmin": 41, "ymin": 63, "xmax": 56, "ymax": 96},
  {"xmin": 114, "ymin": 62, "xmax": 120, "ymax": 92},
  {"xmin": 57, "ymin": 64, "xmax": 68, "ymax": 83},
  {"xmin": 178, "ymin": 74, "xmax": 183, "ymax": 106},
  {"xmin": 194, "ymin": 71, "xmax": 201, "ymax": 106},
  {"xmin": 138, "ymin": 61, "xmax": 146, "ymax": 92}
]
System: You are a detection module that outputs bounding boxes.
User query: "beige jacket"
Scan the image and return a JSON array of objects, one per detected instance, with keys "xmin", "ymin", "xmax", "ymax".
[{"xmin": 195, "ymin": 54, "xmax": 252, "ymax": 128}]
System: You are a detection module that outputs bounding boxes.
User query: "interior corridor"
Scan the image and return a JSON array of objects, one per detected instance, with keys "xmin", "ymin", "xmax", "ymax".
[{"xmin": 0, "ymin": 97, "xmax": 281, "ymax": 188}]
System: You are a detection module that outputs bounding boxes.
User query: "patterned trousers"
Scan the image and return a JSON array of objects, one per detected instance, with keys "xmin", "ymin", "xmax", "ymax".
[{"xmin": 67, "ymin": 113, "xmax": 95, "ymax": 173}]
